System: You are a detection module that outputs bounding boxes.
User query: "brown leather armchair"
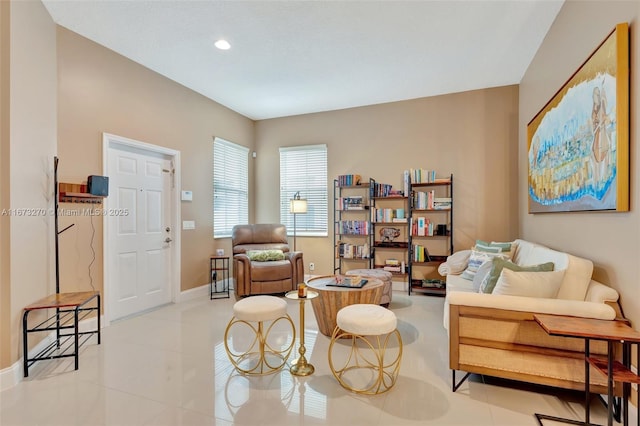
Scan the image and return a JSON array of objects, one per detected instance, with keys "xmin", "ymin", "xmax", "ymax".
[{"xmin": 232, "ymin": 224, "xmax": 304, "ymax": 297}]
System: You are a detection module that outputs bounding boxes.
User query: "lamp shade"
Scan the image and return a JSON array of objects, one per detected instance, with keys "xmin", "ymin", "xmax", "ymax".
[{"xmin": 290, "ymin": 199, "xmax": 308, "ymax": 214}]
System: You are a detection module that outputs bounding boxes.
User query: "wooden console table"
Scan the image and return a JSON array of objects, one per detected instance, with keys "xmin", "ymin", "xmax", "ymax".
[
  {"xmin": 534, "ymin": 314, "xmax": 640, "ymax": 426},
  {"xmin": 23, "ymin": 291, "xmax": 101, "ymax": 377}
]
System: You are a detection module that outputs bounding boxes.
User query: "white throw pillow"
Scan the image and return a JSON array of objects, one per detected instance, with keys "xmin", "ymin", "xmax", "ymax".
[
  {"xmin": 492, "ymin": 268, "xmax": 566, "ymax": 298},
  {"xmin": 555, "ymin": 254, "xmax": 593, "ymax": 301},
  {"xmin": 472, "ymin": 260, "xmax": 493, "ymax": 293},
  {"xmin": 460, "ymin": 249, "xmax": 511, "ymax": 281}
]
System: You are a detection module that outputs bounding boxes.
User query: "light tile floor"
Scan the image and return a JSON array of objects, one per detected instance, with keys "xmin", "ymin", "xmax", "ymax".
[{"xmin": 0, "ymin": 291, "xmax": 630, "ymax": 425}]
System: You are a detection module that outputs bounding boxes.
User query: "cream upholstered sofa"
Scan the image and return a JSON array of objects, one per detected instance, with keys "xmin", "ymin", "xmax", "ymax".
[{"xmin": 443, "ymin": 239, "xmax": 625, "ymax": 394}]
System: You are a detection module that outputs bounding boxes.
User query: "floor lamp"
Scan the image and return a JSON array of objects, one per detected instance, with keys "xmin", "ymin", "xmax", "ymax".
[{"xmin": 289, "ymin": 191, "xmax": 307, "ymax": 251}]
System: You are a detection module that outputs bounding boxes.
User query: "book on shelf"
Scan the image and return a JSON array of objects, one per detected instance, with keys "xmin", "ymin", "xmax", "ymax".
[
  {"xmin": 336, "ymin": 242, "xmax": 370, "ymax": 259},
  {"xmin": 339, "ymin": 196, "xmax": 366, "ymax": 210},
  {"xmin": 412, "ymin": 190, "xmax": 436, "ymax": 210},
  {"xmin": 337, "ymin": 174, "xmax": 362, "ymax": 186},
  {"xmin": 337, "ymin": 220, "xmax": 369, "ymax": 235},
  {"xmin": 373, "ymin": 208, "xmax": 399, "ymax": 223},
  {"xmin": 403, "ymin": 170, "xmax": 409, "ymax": 199},
  {"xmin": 412, "ymin": 217, "xmax": 434, "ymax": 236},
  {"xmin": 407, "ymin": 168, "xmax": 436, "ymax": 184},
  {"xmin": 371, "ymin": 182, "xmax": 393, "ymax": 197},
  {"xmin": 412, "ymin": 244, "xmax": 431, "ymax": 262},
  {"xmin": 392, "ymin": 217, "xmax": 407, "ymax": 223}
]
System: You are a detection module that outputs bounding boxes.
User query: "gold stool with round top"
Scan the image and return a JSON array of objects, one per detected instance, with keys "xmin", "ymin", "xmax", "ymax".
[
  {"xmin": 328, "ymin": 303, "xmax": 402, "ymax": 394},
  {"xmin": 224, "ymin": 295, "xmax": 295, "ymax": 375}
]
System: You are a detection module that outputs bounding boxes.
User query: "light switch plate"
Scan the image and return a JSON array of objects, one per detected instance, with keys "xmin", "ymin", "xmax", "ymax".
[
  {"xmin": 181, "ymin": 190, "xmax": 193, "ymax": 201},
  {"xmin": 182, "ymin": 220, "xmax": 195, "ymax": 230}
]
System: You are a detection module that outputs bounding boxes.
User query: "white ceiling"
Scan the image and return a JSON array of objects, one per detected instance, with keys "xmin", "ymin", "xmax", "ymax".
[{"xmin": 42, "ymin": 0, "xmax": 564, "ymax": 120}]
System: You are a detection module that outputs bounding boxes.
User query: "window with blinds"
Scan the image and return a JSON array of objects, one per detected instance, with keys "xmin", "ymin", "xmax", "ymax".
[
  {"xmin": 279, "ymin": 144, "xmax": 328, "ymax": 237},
  {"xmin": 213, "ymin": 137, "xmax": 249, "ymax": 238}
]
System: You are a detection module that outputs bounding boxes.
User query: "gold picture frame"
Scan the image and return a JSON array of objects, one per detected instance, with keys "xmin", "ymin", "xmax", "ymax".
[{"xmin": 527, "ymin": 23, "xmax": 629, "ymax": 213}]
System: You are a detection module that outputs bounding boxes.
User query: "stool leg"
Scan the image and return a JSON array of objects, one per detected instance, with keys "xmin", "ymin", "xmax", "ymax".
[
  {"xmin": 224, "ymin": 315, "xmax": 295, "ymax": 375},
  {"xmin": 328, "ymin": 328, "xmax": 402, "ymax": 395}
]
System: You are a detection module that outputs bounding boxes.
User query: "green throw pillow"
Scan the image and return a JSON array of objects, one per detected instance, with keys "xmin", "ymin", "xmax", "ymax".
[
  {"xmin": 246, "ymin": 250, "xmax": 286, "ymax": 262},
  {"xmin": 490, "ymin": 241, "xmax": 513, "ymax": 252},
  {"xmin": 475, "ymin": 239, "xmax": 512, "ymax": 253},
  {"xmin": 480, "ymin": 257, "xmax": 554, "ymax": 294}
]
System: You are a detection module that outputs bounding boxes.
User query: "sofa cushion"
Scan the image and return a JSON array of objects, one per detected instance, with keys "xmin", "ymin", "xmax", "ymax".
[
  {"xmin": 461, "ymin": 249, "xmax": 510, "ymax": 281},
  {"xmin": 438, "ymin": 249, "xmax": 471, "ymax": 276},
  {"xmin": 476, "ymin": 240, "xmax": 512, "ymax": 252},
  {"xmin": 446, "ymin": 273, "xmax": 474, "ymax": 293},
  {"xmin": 480, "ymin": 257, "xmax": 555, "ymax": 294},
  {"xmin": 474, "ymin": 241, "xmax": 502, "ymax": 253},
  {"xmin": 492, "ymin": 268, "xmax": 565, "ymax": 298},
  {"xmin": 472, "ymin": 260, "xmax": 493, "ymax": 292},
  {"xmin": 556, "ymin": 254, "xmax": 594, "ymax": 301},
  {"xmin": 446, "ymin": 291, "xmax": 617, "ymax": 321}
]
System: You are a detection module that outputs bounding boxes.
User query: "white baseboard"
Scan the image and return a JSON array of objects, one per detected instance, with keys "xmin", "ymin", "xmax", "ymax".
[
  {"xmin": 177, "ymin": 283, "xmax": 209, "ymax": 303},
  {"xmin": 0, "ymin": 315, "xmax": 103, "ymax": 391},
  {"xmin": 0, "ymin": 357, "xmax": 24, "ymax": 392},
  {"xmin": 177, "ymin": 279, "xmax": 235, "ymax": 303}
]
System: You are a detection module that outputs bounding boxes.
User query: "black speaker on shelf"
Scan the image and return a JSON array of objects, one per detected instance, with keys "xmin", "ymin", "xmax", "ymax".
[
  {"xmin": 88, "ymin": 175, "xmax": 109, "ymax": 196},
  {"xmin": 436, "ymin": 224, "xmax": 447, "ymax": 236}
]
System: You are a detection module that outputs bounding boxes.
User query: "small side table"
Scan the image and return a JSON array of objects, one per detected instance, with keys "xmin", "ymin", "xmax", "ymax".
[
  {"xmin": 534, "ymin": 314, "xmax": 640, "ymax": 426},
  {"xmin": 210, "ymin": 256, "xmax": 230, "ymax": 299},
  {"xmin": 285, "ymin": 290, "xmax": 319, "ymax": 376}
]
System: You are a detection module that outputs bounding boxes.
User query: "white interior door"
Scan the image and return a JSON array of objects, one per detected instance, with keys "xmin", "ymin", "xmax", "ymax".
[{"xmin": 107, "ymin": 144, "xmax": 174, "ymax": 321}]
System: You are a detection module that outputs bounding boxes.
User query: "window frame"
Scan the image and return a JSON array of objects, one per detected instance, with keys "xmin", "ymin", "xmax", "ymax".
[
  {"xmin": 213, "ymin": 137, "xmax": 249, "ymax": 239},
  {"xmin": 279, "ymin": 144, "xmax": 328, "ymax": 238}
]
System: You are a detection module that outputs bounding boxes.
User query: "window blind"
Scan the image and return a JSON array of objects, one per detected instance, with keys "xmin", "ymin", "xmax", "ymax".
[
  {"xmin": 279, "ymin": 144, "xmax": 328, "ymax": 237},
  {"xmin": 213, "ymin": 138, "xmax": 249, "ymax": 238}
]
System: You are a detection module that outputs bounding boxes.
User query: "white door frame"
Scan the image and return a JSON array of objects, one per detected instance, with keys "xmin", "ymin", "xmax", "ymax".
[{"xmin": 102, "ymin": 133, "xmax": 181, "ymax": 325}]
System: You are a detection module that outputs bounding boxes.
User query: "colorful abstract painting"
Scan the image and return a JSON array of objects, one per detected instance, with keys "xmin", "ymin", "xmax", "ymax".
[{"xmin": 527, "ymin": 23, "xmax": 629, "ymax": 213}]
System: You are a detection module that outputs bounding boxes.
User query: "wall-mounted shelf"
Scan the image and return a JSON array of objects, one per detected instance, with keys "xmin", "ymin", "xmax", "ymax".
[{"xmin": 58, "ymin": 183, "xmax": 103, "ymax": 204}]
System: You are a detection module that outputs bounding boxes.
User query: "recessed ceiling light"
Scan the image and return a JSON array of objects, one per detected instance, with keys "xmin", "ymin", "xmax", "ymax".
[{"xmin": 214, "ymin": 39, "xmax": 231, "ymax": 50}]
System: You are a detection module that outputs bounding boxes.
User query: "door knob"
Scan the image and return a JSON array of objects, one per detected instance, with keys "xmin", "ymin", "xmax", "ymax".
[{"xmin": 165, "ymin": 237, "xmax": 173, "ymax": 243}]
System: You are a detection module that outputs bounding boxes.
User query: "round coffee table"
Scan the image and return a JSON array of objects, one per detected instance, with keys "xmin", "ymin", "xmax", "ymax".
[{"xmin": 306, "ymin": 275, "xmax": 383, "ymax": 337}]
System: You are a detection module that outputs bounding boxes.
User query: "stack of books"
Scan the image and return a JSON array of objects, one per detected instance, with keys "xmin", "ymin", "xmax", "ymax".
[
  {"xmin": 339, "ymin": 196, "xmax": 365, "ymax": 210},
  {"xmin": 383, "ymin": 258, "xmax": 404, "ymax": 273},
  {"xmin": 433, "ymin": 197, "xmax": 452, "ymax": 210}
]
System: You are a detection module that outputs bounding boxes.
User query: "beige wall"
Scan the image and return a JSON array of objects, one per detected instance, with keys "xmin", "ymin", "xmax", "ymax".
[
  {"xmin": 0, "ymin": 0, "xmax": 10, "ymax": 370},
  {"xmin": 255, "ymin": 86, "xmax": 520, "ymax": 277},
  {"xmin": 520, "ymin": 1, "xmax": 640, "ymax": 325},
  {"xmin": 2, "ymin": 0, "xmax": 58, "ymax": 369},
  {"xmin": 56, "ymin": 27, "xmax": 255, "ymax": 298}
]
